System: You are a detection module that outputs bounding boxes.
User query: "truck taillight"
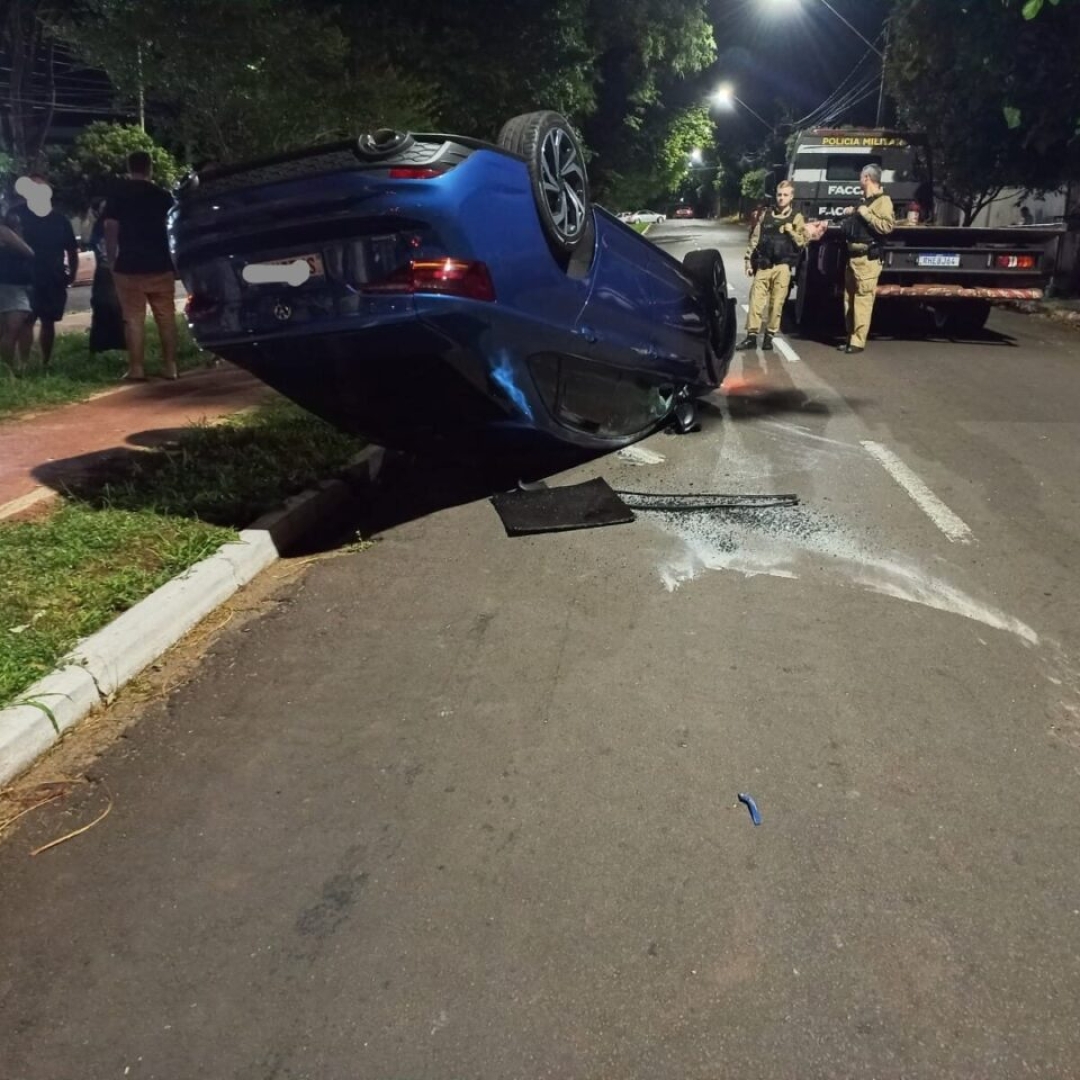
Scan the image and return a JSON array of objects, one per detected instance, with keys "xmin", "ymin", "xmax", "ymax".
[
  {"xmin": 995, "ymin": 254, "xmax": 1037, "ymax": 269},
  {"xmin": 361, "ymin": 259, "xmax": 496, "ymax": 302}
]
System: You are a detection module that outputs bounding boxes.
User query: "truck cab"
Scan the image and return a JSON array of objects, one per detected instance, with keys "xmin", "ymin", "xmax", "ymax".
[
  {"xmin": 785, "ymin": 127, "xmax": 1063, "ymax": 335},
  {"xmin": 788, "ymin": 129, "xmax": 933, "ymax": 223}
]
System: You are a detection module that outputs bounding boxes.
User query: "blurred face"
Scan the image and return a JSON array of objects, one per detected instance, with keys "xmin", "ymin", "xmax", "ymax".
[
  {"xmin": 776, "ymin": 185, "xmax": 793, "ymax": 208},
  {"xmin": 14, "ymin": 174, "xmax": 53, "ymax": 217}
]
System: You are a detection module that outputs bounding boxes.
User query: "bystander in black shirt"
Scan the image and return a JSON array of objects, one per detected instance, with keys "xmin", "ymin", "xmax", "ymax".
[
  {"xmin": 104, "ymin": 179, "xmax": 175, "ymax": 275},
  {"xmin": 13, "ymin": 205, "xmax": 76, "ymax": 283}
]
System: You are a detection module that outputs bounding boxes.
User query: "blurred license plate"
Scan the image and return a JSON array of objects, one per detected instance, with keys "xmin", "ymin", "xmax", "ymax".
[
  {"xmin": 243, "ymin": 253, "xmax": 325, "ymax": 283},
  {"xmin": 917, "ymin": 253, "xmax": 960, "ymax": 268},
  {"xmin": 274, "ymin": 253, "xmax": 324, "ymax": 277}
]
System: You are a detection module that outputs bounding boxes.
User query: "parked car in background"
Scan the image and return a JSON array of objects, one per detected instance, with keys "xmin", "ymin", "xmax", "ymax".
[
  {"xmin": 673, "ymin": 206, "xmax": 694, "ymax": 219},
  {"xmin": 169, "ymin": 111, "xmax": 736, "ymax": 457},
  {"xmin": 71, "ymin": 245, "xmax": 95, "ymax": 287},
  {"xmin": 626, "ymin": 210, "xmax": 666, "ymax": 224}
]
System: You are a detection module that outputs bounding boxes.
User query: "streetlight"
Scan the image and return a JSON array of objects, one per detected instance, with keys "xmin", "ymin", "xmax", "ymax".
[
  {"xmin": 711, "ymin": 84, "xmax": 773, "ymax": 132},
  {"xmin": 689, "ymin": 147, "xmax": 703, "ymax": 164},
  {"xmin": 763, "ymin": 0, "xmax": 882, "ymax": 57},
  {"xmin": 762, "ymin": 0, "xmax": 889, "ymax": 124}
]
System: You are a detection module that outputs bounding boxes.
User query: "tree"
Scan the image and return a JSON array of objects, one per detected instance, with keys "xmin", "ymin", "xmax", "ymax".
[
  {"xmin": 887, "ymin": 0, "xmax": 1080, "ymax": 223},
  {"xmin": 351, "ymin": 0, "xmax": 594, "ymax": 140},
  {"xmin": 654, "ymin": 107, "xmax": 717, "ymax": 200},
  {"xmin": 51, "ymin": 0, "xmax": 717, "ymax": 197},
  {"xmin": 50, "ymin": 122, "xmax": 180, "ymax": 211},
  {"xmin": 740, "ymin": 168, "xmax": 768, "ymax": 203},
  {"xmin": 1, "ymin": 0, "xmax": 63, "ymax": 171},
  {"xmin": 1018, "ymin": 0, "xmax": 1063, "ymax": 16},
  {"xmin": 52, "ymin": 0, "xmax": 434, "ymax": 164}
]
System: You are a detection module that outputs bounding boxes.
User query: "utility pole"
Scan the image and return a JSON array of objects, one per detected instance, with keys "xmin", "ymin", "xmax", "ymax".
[
  {"xmin": 875, "ymin": 19, "xmax": 890, "ymax": 127},
  {"xmin": 137, "ymin": 45, "xmax": 145, "ymax": 132}
]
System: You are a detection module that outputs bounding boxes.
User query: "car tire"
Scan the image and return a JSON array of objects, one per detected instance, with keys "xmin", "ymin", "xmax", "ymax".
[
  {"xmin": 497, "ymin": 111, "xmax": 591, "ymax": 257},
  {"xmin": 683, "ymin": 249, "xmax": 734, "ymax": 386}
]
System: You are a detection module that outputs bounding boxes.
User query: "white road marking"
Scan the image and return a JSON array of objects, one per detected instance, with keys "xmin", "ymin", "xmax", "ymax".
[
  {"xmin": 861, "ymin": 440, "xmax": 973, "ymax": 543},
  {"xmin": 772, "ymin": 336, "xmax": 800, "ymax": 363},
  {"xmin": 757, "ymin": 419, "xmax": 857, "ymax": 450},
  {"xmin": 616, "ymin": 445, "xmax": 666, "ymax": 466}
]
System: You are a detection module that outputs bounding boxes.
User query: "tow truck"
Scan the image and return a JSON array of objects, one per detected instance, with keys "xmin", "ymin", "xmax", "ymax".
[{"xmin": 787, "ymin": 128, "xmax": 1064, "ymax": 334}]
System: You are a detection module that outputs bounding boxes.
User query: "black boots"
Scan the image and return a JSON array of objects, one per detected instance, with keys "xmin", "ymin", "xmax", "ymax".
[{"xmin": 737, "ymin": 332, "xmax": 776, "ymax": 351}]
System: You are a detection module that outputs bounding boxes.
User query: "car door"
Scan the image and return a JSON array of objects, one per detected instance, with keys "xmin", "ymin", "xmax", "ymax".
[
  {"xmin": 535, "ymin": 220, "xmax": 675, "ymax": 439},
  {"xmin": 574, "ymin": 220, "xmax": 657, "ymax": 371},
  {"xmin": 643, "ymin": 247, "xmax": 711, "ymax": 386}
]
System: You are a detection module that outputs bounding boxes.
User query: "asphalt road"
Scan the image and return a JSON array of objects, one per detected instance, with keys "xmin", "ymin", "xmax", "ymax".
[{"xmin": 3, "ymin": 221, "xmax": 1080, "ymax": 1078}]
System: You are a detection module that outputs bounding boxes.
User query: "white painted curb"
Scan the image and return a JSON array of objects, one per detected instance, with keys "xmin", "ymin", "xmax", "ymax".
[{"xmin": 0, "ymin": 446, "xmax": 385, "ymax": 789}]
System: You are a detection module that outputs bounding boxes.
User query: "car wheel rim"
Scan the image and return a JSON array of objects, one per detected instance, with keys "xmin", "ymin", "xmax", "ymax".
[{"xmin": 540, "ymin": 126, "xmax": 587, "ymax": 240}]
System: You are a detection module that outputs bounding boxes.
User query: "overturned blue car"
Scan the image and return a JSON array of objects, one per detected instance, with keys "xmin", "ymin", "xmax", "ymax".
[{"xmin": 168, "ymin": 111, "xmax": 736, "ymax": 455}]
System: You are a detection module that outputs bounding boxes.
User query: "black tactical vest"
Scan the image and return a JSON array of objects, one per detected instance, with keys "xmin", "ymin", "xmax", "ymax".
[
  {"xmin": 756, "ymin": 208, "xmax": 801, "ymax": 268},
  {"xmin": 842, "ymin": 192, "xmax": 889, "ymax": 248}
]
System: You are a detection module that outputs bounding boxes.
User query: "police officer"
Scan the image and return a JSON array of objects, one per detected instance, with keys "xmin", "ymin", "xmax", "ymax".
[
  {"xmin": 736, "ymin": 181, "xmax": 807, "ymax": 352},
  {"xmin": 837, "ymin": 163, "xmax": 895, "ymax": 354}
]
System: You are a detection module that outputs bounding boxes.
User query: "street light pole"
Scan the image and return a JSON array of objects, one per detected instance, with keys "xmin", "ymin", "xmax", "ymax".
[{"xmin": 712, "ymin": 86, "xmax": 773, "ymax": 132}]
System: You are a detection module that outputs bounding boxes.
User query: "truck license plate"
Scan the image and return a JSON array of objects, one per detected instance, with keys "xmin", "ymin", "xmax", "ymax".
[{"xmin": 917, "ymin": 253, "xmax": 961, "ymax": 268}]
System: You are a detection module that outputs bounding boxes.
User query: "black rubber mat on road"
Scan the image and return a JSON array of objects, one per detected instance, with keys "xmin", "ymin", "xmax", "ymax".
[{"xmin": 490, "ymin": 478, "xmax": 635, "ymax": 536}]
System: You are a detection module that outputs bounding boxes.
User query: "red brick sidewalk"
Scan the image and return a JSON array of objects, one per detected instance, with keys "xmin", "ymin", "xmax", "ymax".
[{"xmin": 0, "ymin": 364, "xmax": 273, "ymax": 520}]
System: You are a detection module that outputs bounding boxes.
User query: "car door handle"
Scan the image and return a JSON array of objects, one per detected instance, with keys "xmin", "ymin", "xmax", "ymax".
[{"xmin": 577, "ymin": 324, "xmax": 599, "ymax": 344}]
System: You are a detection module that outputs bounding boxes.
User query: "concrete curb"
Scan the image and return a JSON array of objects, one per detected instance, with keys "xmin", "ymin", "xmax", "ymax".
[{"xmin": 0, "ymin": 445, "xmax": 386, "ymax": 789}]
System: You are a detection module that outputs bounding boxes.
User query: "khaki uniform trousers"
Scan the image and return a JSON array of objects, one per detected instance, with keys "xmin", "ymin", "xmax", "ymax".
[
  {"xmin": 746, "ymin": 263, "xmax": 792, "ymax": 335},
  {"xmin": 843, "ymin": 255, "xmax": 883, "ymax": 349}
]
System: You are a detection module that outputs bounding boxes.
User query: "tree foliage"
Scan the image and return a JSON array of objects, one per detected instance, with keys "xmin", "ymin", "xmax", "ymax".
[
  {"xmin": 1, "ymin": 0, "xmax": 66, "ymax": 171},
  {"xmin": 52, "ymin": 0, "xmax": 435, "ymax": 163},
  {"xmin": 43, "ymin": 0, "xmax": 716, "ymax": 203},
  {"xmin": 887, "ymin": 0, "xmax": 1080, "ymax": 223},
  {"xmin": 348, "ymin": 0, "xmax": 595, "ymax": 140},
  {"xmin": 740, "ymin": 168, "xmax": 768, "ymax": 202},
  {"xmin": 50, "ymin": 122, "xmax": 180, "ymax": 211}
]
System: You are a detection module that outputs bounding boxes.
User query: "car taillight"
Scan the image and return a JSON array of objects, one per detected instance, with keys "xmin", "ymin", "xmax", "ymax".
[
  {"xmin": 362, "ymin": 259, "xmax": 496, "ymax": 302},
  {"xmin": 185, "ymin": 293, "xmax": 218, "ymax": 316},
  {"xmin": 388, "ymin": 167, "xmax": 445, "ymax": 179},
  {"xmin": 995, "ymin": 254, "xmax": 1037, "ymax": 269}
]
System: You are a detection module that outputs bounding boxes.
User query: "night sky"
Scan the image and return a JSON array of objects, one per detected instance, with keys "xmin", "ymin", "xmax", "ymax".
[{"xmin": 699, "ymin": 0, "xmax": 894, "ymax": 140}]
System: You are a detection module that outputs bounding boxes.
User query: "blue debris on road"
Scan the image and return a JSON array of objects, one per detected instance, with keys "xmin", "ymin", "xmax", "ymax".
[{"xmin": 737, "ymin": 793, "xmax": 762, "ymax": 826}]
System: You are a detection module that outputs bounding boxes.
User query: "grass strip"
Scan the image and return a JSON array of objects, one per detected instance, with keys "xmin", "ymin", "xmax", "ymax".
[
  {"xmin": 0, "ymin": 317, "xmax": 209, "ymax": 420},
  {"xmin": 0, "ymin": 400, "xmax": 366, "ymax": 707}
]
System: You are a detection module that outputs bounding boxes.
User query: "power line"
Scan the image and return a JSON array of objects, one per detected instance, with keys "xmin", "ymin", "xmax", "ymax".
[
  {"xmin": 791, "ymin": 43, "xmax": 879, "ymax": 128},
  {"xmin": 0, "ymin": 96, "xmax": 139, "ymax": 117},
  {"xmin": 817, "ymin": 83, "xmax": 881, "ymax": 127}
]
